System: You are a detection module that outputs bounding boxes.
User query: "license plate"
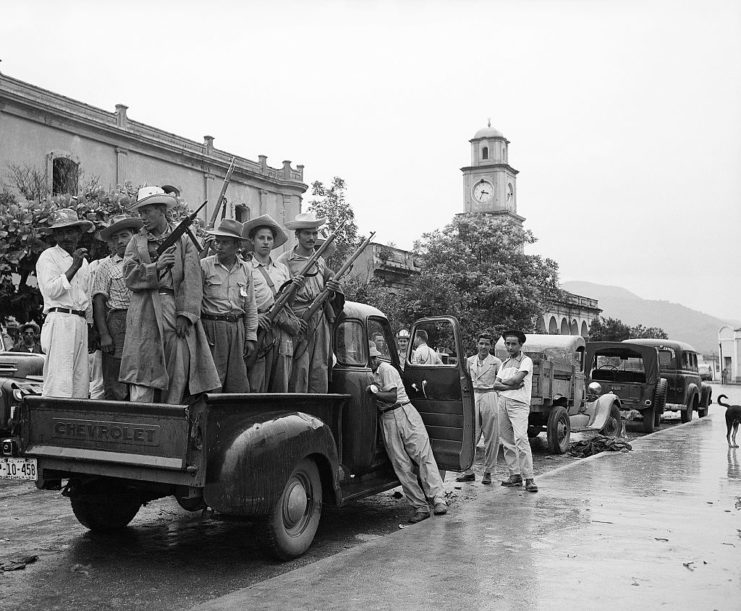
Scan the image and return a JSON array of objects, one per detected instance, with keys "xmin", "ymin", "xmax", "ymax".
[{"xmin": 0, "ymin": 457, "xmax": 38, "ymax": 480}]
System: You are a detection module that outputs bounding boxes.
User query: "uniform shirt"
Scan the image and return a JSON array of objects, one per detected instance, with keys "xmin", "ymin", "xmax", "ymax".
[
  {"xmin": 200, "ymin": 255, "xmax": 258, "ymax": 341},
  {"xmin": 372, "ymin": 361, "xmax": 411, "ymax": 411},
  {"xmin": 92, "ymin": 254, "xmax": 131, "ymax": 310},
  {"xmin": 411, "ymin": 343, "xmax": 443, "ymax": 365},
  {"xmin": 497, "ymin": 353, "xmax": 534, "ymax": 405},
  {"xmin": 249, "ymin": 257, "xmax": 291, "ymax": 313},
  {"xmin": 276, "ymin": 248, "xmax": 333, "ymax": 310},
  {"xmin": 36, "ymin": 245, "xmax": 91, "ymax": 314},
  {"xmin": 466, "ymin": 353, "xmax": 502, "ymax": 391}
]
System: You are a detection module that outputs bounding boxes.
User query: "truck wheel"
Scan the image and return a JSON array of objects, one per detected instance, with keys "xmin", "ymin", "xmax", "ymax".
[
  {"xmin": 262, "ymin": 458, "xmax": 322, "ymax": 561},
  {"xmin": 546, "ymin": 406, "xmax": 570, "ymax": 454},
  {"xmin": 652, "ymin": 379, "xmax": 667, "ymax": 428},
  {"xmin": 641, "ymin": 403, "xmax": 655, "ymax": 433},
  {"xmin": 698, "ymin": 388, "xmax": 711, "ymax": 418},
  {"xmin": 600, "ymin": 403, "xmax": 622, "ymax": 438},
  {"xmin": 681, "ymin": 395, "xmax": 694, "ymax": 423},
  {"xmin": 70, "ymin": 483, "xmax": 141, "ymax": 531}
]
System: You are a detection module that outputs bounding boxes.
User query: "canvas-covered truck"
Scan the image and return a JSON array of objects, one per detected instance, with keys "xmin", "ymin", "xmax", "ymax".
[
  {"xmin": 494, "ymin": 334, "xmax": 622, "ymax": 453},
  {"xmin": 0, "ymin": 303, "xmax": 475, "ymax": 560}
]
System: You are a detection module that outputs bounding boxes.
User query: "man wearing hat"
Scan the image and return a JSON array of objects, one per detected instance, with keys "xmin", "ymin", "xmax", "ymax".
[
  {"xmin": 277, "ymin": 212, "xmax": 343, "ymax": 393},
  {"xmin": 494, "ymin": 330, "xmax": 538, "ymax": 492},
  {"xmin": 12, "ymin": 322, "xmax": 42, "ymax": 354},
  {"xmin": 396, "ymin": 328, "xmax": 411, "ymax": 370},
  {"xmin": 91, "ymin": 214, "xmax": 143, "ymax": 400},
  {"xmin": 367, "ymin": 342, "xmax": 448, "ymax": 523},
  {"xmin": 36, "ymin": 208, "xmax": 93, "ymax": 398},
  {"xmin": 199, "ymin": 219, "xmax": 258, "ymax": 393},
  {"xmin": 120, "ymin": 187, "xmax": 221, "ymax": 404}
]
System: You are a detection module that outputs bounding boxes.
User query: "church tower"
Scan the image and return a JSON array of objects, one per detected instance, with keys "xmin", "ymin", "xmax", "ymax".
[{"xmin": 461, "ymin": 121, "xmax": 525, "ymax": 224}]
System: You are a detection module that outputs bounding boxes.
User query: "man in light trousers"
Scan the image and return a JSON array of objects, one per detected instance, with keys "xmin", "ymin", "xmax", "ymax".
[{"xmin": 494, "ymin": 330, "xmax": 538, "ymax": 493}]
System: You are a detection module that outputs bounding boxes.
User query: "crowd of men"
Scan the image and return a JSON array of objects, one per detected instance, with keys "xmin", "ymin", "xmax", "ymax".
[{"xmin": 29, "ymin": 185, "xmax": 537, "ymax": 522}]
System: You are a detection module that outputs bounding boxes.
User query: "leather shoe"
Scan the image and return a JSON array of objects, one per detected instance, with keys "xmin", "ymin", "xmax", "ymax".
[
  {"xmin": 433, "ymin": 502, "xmax": 448, "ymax": 515},
  {"xmin": 525, "ymin": 479, "xmax": 538, "ymax": 493},
  {"xmin": 455, "ymin": 472, "xmax": 475, "ymax": 482},
  {"xmin": 481, "ymin": 472, "xmax": 492, "ymax": 485},
  {"xmin": 408, "ymin": 510, "xmax": 431, "ymax": 524},
  {"xmin": 501, "ymin": 474, "xmax": 523, "ymax": 487}
]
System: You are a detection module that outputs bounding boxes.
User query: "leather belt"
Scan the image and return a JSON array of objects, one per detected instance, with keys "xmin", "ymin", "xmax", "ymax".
[
  {"xmin": 48, "ymin": 307, "xmax": 86, "ymax": 318},
  {"xmin": 379, "ymin": 400, "xmax": 410, "ymax": 414},
  {"xmin": 202, "ymin": 313, "xmax": 244, "ymax": 323},
  {"xmin": 158, "ymin": 288, "xmax": 175, "ymax": 295}
]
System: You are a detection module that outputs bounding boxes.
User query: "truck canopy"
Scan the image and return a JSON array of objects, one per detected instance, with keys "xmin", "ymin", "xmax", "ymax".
[
  {"xmin": 495, "ymin": 334, "xmax": 585, "ymax": 368},
  {"xmin": 585, "ymin": 341, "xmax": 660, "ymax": 385}
]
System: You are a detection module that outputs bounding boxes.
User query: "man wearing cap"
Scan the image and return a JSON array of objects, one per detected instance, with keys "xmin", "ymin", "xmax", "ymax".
[
  {"xmin": 494, "ymin": 330, "xmax": 538, "ymax": 493},
  {"xmin": 36, "ymin": 208, "xmax": 93, "ymax": 398},
  {"xmin": 200, "ymin": 219, "xmax": 257, "ymax": 393},
  {"xmin": 120, "ymin": 187, "xmax": 220, "ymax": 404},
  {"xmin": 242, "ymin": 215, "xmax": 302, "ymax": 393},
  {"xmin": 367, "ymin": 342, "xmax": 448, "ymax": 523},
  {"xmin": 12, "ymin": 322, "xmax": 42, "ymax": 354},
  {"xmin": 91, "ymin": 214, "xmax": 143, "ymax": 400},
  {"xmin": 396, "ymin": 328, "xmax": 410, "ymax": 370},
  {"xmin": 277, "ymin": 212, "xmax": 342, "ymax": 393}
]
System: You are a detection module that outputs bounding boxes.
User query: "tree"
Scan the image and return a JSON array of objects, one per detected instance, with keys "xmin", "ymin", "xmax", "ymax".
[
  {"xmin": 589, "ymin": 317, "xmax": 668, "ymax": 341},
  {"xmin": 306, "ymin": 177, "xmax": 361, "ymax": 269}
]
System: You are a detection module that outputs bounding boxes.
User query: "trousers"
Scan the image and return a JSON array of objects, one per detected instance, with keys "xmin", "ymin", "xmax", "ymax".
[
  {"xmin": 499, "ymin": 396, "xmax": 534, "ymax": 479},
  {"xmin": 463, "ymin": 390, "xmax": 500, "ymax": 475},
  {"xmin": 40, "ymin": 311, "xmax": 89, "ymax": 398},
  {"xmin": 380, "ymin": 403, "xmax": 445, "ymax": 512},
  {"xmin": 203, "ymin": 318, "xmax": 249, "ymax": 393},
  {"xmin": 102, "ymin": 309, "xmax": 128, "ymax": 401},
  {"xmin": 289, "ymin": 309, "xmax": 330, "ymax": 393},
  {"xmin": 248, "ymin": 327, "xmax": 293, "ymax": 393}
]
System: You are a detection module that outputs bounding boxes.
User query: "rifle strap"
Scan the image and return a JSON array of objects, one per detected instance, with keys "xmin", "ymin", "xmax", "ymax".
[{"xmin": 255, "ymin": 265, "xmax": 277, "ymax": 297}]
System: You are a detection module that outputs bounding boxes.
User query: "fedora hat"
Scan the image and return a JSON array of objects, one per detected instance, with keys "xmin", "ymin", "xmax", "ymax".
[
  {"xmin": 47, "ymin": 208, "xmax": 94, "ymax": 233},
  {"xmin": 241, "ymin": 214, "xmax": 288, "ymax": 248},
  {"xmin": 131, "ymin": 186, "xmax": 178, "ymax": 210},
  {"xmin": 284, "ymin": 212, "xmax": 327, "ymax": 230},
  {"xmin": 20, "ymin": 321, "xmax": 40, "ymax": 335},
  {"xmin": 100, "ymin": 214, "xmax": 144, "ymax": 241},
  {"xmin": 206, "ymin": 218, "xmax": 244, "ymax": 241}
]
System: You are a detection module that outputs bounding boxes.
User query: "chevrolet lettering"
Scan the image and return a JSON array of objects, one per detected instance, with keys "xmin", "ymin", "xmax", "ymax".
[{"xmin": 52, "ymin": 419, "xmax": 159, "ymax": 446}]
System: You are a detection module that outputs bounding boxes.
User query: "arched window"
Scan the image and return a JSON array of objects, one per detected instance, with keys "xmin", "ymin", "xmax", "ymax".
[
  {"xmin": 581, "ymin": 321, "xmax": 589, "ymax": 338},
  {"xmin": 549, "ymin": 316, "xmax": 559, "ymax": 335},
  {"xmin": 52, "ymin": 157, "xmax": 79, "ymax": 195},
  {"xmin": 560, "ymin": 318, "xmax": 569, "ymax": 335},
  {"xmin": 481, "ymin": 146, "xmax": 489, "ymax": 160}
]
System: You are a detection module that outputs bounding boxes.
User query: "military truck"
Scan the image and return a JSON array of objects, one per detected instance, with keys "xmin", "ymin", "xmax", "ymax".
[{"xmin": 1, "ymin": 303, "xmax": 474, "ymax": 560}]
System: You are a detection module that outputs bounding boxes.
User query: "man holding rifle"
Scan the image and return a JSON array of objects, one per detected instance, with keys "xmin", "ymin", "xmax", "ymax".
[
  {"xmin": 242, "ymin": 215, "xmax": 302, "ymax": 392},
  {"xmin": 120, "ymin": 187, "xmax": 220, "ymax": 404},
  {"xmin": 277, "ymin": 213, "xmax": 343, "ymax": 393}
]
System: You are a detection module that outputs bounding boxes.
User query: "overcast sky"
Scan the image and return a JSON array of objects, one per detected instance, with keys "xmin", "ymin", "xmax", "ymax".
[{"xmin": 2, "ymin": 0, "xmax": 740, "ymax": 320}]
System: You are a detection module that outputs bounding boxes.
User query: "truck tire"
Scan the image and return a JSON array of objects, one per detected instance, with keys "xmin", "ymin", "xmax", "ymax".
[
  {"xmin": 546, "ymin": 406, "xmax": 570, "ymax": 454},
  {"xmin": 681, "ymin": 394, "xmax": 695, "ymax": 423},
  {"xmin": 599, "ymin": 403, "xmax": 622, "ymax": 438},
  {"xmin": 641, "ymin": 402, "xmax": 655, "ymax": 433},
  {"xmin": 652, "ymin": 379, "xmax": 668, "ymax": 428},
  {"xmin": 261, "ymin": 458, "xmax": 323, "ymax": 561},
  {"xmin": 698, "ymin": 387, "xmax": 712, "ymax": 418},
  {"xmin": 70, "ymin": 482, "xmax": 141, "ymax": 531}
]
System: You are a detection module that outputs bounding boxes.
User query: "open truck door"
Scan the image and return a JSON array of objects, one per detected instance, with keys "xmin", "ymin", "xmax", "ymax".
[{"xmin": 402, "ymin": 316, "xmax": 475, "ymax": 471}]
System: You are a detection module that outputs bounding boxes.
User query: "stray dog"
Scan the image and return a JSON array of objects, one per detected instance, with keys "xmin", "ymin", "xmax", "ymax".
[{"xmin": 717, "ymin": 395, "xmax": 741, "ymax": 448}]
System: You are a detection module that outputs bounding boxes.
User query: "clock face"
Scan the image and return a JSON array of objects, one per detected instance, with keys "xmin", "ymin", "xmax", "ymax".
[{"xmin": 472, "ymin": 180, "xmax": 493, "ymax": 203}]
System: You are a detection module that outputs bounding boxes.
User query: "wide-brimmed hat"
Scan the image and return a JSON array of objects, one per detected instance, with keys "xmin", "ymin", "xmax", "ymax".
[
  {"xmin": 284, "ymin": 212, "xmax": 327, "ymax": 230},
  {"xmin": 47, "ymin": 208, "xmax": 94, "ymax": 233},
  {"xmin": 206, "ymin": 218, "xmax": 244, "ymax": 241},
  {"xmin": 131, "ymin": 186, "xmax": 178, "ymax": 210},
  {"xmin": 100, "ymin": 214, "xmax": 144, "ymax": 240},
  {"xmin": 20, "ymin": 321, "xmax": 40, "ymax": 335},
  {"xmin": 241, "ymin": 214, "xmax": 288, "ymax": 248}
]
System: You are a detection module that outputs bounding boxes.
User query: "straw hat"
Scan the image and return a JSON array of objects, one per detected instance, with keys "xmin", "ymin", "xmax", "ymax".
[
  {"xmin": 206, "ymin": 218, "xmax": 244, "ymax": 241},
  {"xmin": 100, "ymin": 214, "xmax": 144, "ymax": 240},
  {"xmin": 20, "ymin": 321, "xmax": 40, "ymax": 335},
  {"xmin": 241, "ymin": 214, "xmax": 288, "ymax": 248},
  {"xmin": 47, "ymin": 208, "xmax": 94, "ymax": 233},
  {"xmin": 284, "ymin": 212, "xmax": 327, "ymax": 230},
  {"xmin": 130, "ymin": 186, "xmax": 178, "ymax": 210}
]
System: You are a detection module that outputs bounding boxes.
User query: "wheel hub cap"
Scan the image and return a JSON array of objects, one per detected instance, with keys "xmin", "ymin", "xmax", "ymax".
[{"xmin": 284, "ymin": 480, "xmax": 308, "ymax": 526}]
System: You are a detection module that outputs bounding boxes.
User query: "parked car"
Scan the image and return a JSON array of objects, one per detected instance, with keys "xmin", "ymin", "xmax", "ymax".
[
  {"xmin": 0, "ymin": 352, "xmax": 44, "ymax": 436},
  {"xmin": 698, "ymin": 364, "xmax": 713, "ymax": 381}
]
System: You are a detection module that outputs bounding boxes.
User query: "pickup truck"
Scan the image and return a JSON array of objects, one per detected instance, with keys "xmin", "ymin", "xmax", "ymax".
[{"xmin": 1, "ymin": 302, "xmax": 475, "ymax": 560}]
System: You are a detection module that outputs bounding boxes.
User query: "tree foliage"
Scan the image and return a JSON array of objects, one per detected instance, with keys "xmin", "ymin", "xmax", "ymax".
[
  {"xmin": 306, "ymin": 177, "xmax": 361, "ymax": 269},
  {"xmin": 588, "ymin": 316, "xmax": 668, "ymax": 341}
]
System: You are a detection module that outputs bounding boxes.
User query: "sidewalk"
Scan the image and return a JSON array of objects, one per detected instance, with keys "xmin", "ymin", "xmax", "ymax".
[{"xmin": 195, "ymin": 409, "xmax": 741, "ymax": 610}]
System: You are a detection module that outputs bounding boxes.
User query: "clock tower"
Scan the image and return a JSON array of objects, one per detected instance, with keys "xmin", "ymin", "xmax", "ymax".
[{"xmin": 461, "ymin": 121, "xmax": 524, "ymax": 224}]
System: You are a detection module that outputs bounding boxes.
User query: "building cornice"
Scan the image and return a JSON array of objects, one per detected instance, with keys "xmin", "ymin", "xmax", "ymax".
[{"xmin": 460, "ymin": 164, "xmax": 519, "ymax": 175}]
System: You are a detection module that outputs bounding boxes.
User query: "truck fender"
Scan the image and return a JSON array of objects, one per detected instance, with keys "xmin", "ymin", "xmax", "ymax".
[
  {"xmin": 686, "ymin": 384, "xmax": 700, "ymax": 409},
  {"xmin": 203, "ymin": 411, "xmax": 340, "ymax": 516},
  {"xmin": 588, "ymin": 393, "xmax": 620, "ymax": 430}
]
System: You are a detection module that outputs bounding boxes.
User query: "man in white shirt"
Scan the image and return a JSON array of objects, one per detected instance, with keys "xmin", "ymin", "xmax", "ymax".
[
  {"xmin": 458, "ymin": 333, "xmax": 502, "ymax": 484},
  {"xmin": 368, "ymin": 343, "xmax": 448, "ymax": 523},
  {"xmin": 411, "ymin": 329, "xmax": 443, "ymax": 365},
  {"xmin": 494, "ymin": 330, "xmax": 538, "ymax": 492},
  {"xmin": 36, "ymin": 208, "xmax": 93, "ymax": 398}
]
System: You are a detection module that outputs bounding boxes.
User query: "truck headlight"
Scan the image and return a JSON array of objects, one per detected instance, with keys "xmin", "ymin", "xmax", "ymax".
[{"xmin": 12, "ymin": 389, "xmax": 24, "ymax": 402}]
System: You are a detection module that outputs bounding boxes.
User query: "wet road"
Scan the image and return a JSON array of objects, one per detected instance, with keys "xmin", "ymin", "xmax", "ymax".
[{"xmin": 0, "ymin": 384, "xmax": 730, "ymax": 610}]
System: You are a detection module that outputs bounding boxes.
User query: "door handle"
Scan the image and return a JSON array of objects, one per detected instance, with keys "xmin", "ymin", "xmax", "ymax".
[{"xmin": 421, "ymin": 379, "xmax": 428, "ymax": 399}]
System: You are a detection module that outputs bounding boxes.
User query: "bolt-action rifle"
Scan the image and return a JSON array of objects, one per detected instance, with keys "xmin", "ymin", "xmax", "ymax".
[
  {"xmin": 245, "ymin": 221, "xmax": 345, "ymax": 368},
  {"xmin": 206, "ymin": 157, "xmax": 236, "ymax": 230},
  {"xmin": 154, "ymin": 200, "xmax": 208, "ymax": 260}
]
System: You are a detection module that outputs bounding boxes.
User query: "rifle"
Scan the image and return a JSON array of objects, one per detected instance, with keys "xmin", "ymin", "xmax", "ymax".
[
  {"xmin": 245, "ymin": 221, "xmax": 345, "ymax": 368},
  {"xmin": 300, "ymin": 232, "xmax": 375, "ymax": 325},
  {"xmin": 206, "ymin": 157, "xmax": 236, "ymax": 230},
  {"xmin": 154, "ymin": 200, "xmax": 208, "ymax": 259}
]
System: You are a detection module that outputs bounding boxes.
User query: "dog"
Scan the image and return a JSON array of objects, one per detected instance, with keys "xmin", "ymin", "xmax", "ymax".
[{"xmin": 717, "ymin": 395, "xmax": 741, "ymax": 448}]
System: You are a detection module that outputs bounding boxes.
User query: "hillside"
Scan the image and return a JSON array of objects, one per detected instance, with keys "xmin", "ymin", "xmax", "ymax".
[{"xmin": 561, "ymin": 281, "xmax": 733, "ymax": 355}]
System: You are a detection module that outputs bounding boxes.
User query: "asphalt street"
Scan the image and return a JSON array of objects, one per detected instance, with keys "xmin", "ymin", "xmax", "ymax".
[{"xmin": 0, "ymin": 384, "xmax": 732, "ymax": 610}]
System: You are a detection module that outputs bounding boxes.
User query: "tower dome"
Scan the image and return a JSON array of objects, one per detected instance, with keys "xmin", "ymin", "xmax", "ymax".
[{"xmin": 472, "ymin": 121, "xmax": 504, "ymax": 139}]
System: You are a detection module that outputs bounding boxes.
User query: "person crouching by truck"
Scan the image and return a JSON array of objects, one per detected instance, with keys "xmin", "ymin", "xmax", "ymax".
[
  {"xmin": 200, "ymin": 219, "xmax": 258, "ymax": 393},
  {"xmin": 367, "ymin": 342, "xmax": 448, "ymax": 524},
  {"xmin": 92, "ymin": 214, "xmax": 143, "ymax": 400},
  {"xmin": 120, "ymin": 187, "xmax": 221, "ymax": 404}
]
